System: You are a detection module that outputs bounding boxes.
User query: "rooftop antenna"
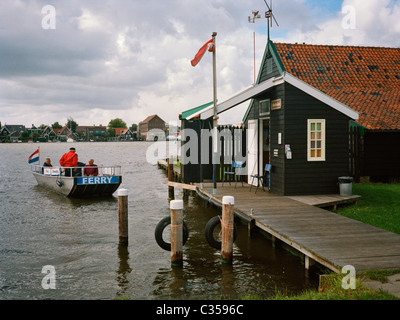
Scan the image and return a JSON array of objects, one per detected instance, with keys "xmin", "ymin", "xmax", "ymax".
[
  {"xmin": 264, "ymin": 0, "xmax": 279, "ymax": 43},
  {"xmin": 248, "ymin": 10, "xmax": 262, "ymax": 84}
]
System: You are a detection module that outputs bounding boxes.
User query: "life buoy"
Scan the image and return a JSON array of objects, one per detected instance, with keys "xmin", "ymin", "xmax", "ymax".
[
  {"xmin": 204, "ymin": 216, "xmax": 237, "ymax": 250},
  {"xmin": 155, "ymin": 216, "xmax": 189, "ymax": 251}
]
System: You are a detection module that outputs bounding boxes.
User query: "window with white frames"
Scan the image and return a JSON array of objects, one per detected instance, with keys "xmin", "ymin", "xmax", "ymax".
[
  {"xmin": 259, "ymin": 99, "xmax": 270, "ymax": 116},
  {"xmin": 307, "ymin": 119, "xmax": 326, "ymax": 161}
]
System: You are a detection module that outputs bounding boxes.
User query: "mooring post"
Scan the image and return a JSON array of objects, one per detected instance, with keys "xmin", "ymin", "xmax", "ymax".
[
  {"xmin": 118, "ymin": 188, "xmax": 129, "ymax": 246},
  {"xmin": 221, "ymin": 196, "xmax": 235, "ymax": 264},
  {"xmin": 168, "ymin": 158, "xmax": 175, "ymax": 200},
  {"xmin": 170, "ymin": 199, "xmax": 184, "ymax": 267}
]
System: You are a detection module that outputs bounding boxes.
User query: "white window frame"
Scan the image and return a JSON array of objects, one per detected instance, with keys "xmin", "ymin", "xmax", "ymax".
[
  {"xmin": 307, "ymin": 119, "xmax": 326, "ymax": 162},
  {"xmin": 259, "ymin": 99, "xmax": 270, "ymax": 116}
]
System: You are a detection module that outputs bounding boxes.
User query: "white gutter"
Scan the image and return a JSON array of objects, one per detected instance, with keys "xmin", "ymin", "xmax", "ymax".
[
  {"xmin": 191, "ymin": 73, "xmax": 359, "ymax": 121},
  {"xmin": 200, "ymin": 76, "xmax": 284, "ymax": 120}
]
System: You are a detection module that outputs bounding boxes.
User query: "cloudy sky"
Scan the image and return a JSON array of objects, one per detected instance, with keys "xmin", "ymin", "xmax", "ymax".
[{"xmin": 1, "ymin": 0, "xmax": 399, "ymax": 128}]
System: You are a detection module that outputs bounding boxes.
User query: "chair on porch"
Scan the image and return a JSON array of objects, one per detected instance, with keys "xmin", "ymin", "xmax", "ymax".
[
  {"xmin": 222, "ymin": 161, "xmax": 244, "ymax": 188},
  {"xmin": 250, "ymin": 163, "xmax": 271, "ymax": 194}
]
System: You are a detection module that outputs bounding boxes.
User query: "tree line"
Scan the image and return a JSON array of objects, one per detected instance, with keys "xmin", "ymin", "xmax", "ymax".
[
  {"xmin": 0, "ymin": 118, "xmax": 138, "ymax": 143},
  {"xmin": 46, "ymin": 117, "xmax": 137, "ymax": 133}
]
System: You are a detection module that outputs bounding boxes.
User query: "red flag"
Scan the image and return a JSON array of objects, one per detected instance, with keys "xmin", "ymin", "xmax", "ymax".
[{"xmin": 191, "ymin": 38, "xmax": 214, "ymax": 67}]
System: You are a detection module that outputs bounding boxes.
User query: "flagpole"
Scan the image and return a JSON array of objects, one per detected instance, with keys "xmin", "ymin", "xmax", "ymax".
[{"xmin": 212, "ymin": 32, "xmax": 218, "ymax": 194}]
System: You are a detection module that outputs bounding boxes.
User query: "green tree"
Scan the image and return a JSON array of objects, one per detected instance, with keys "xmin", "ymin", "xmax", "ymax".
[
  {"xmin": 66, "ymin": 117, "xmax": 78, "ymax": 132},
  {"xmin": 30, "ymin": 132, "xmax": 40, "ymax": 142},
  {"xmin": 108, "ymin": 118, "xmax": 127, "ymax": 129},
  {"xmin": 107, "ymin": 128, "xmax": 116, "ymax": 137},
  {"xmin": 130, "ymin": 123, "xmax": 138, "ymax": 131},
  {"xmin": 52, "ymin": 122, "xmax": 62, "ymax": 129},
  {"xmin": 19, "ymin": 131, "xmax": 29, "ymax": 142}
]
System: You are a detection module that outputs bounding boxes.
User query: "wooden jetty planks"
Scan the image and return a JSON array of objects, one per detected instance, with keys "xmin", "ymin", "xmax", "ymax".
[
  {"xmin": 167, "ymin": 181, "xmax": 197, "ymax": 191},
  {"xmin": 196, "ymin": 183, "xmax": 400, "ymax": 273},
  {"xmin": 288, "ymin": 194, "xmax": 361, "ymax": 207}
]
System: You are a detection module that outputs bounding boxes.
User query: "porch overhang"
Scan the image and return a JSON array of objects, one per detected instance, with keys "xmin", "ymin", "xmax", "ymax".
[
  {"xmin": 187, "ymin": 72, "xmax": 359, "ymax": 122},
  {"xmin": 199, "ymin": 75, "xmax": 284, "ymax": 120},
  {"xmin": 180, "ymin": 101, "xmax": 214, "ymax": 120}
]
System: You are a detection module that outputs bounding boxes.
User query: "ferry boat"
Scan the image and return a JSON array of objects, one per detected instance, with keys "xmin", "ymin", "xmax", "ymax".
[{"xmin": 31, "ymin": 164, "xmax": 122, "ymax": 197}]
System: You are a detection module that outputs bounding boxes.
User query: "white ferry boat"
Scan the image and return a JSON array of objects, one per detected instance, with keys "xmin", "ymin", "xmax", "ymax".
[{"xmin": 31, "ymin": 164, "xmax": 122, "ymax": 197}]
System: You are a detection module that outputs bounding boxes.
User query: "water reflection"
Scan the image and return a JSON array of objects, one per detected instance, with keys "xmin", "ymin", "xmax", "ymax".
[
  {"xmin": 115, "ymin": 245, "xmax": 132, "ymax": 298},
  {"xmin": 149, "ymin": 195, "xmax": 320, "ymax": 300},
  {"xmin": 220, "ymin": 263, "xmax": 235, "ymax": 297}
]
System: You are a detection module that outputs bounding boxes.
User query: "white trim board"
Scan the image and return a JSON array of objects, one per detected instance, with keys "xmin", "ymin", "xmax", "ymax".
[
  {"xmin": 199, "ymin": 76, "xmax": 284, "ymax": 120},
  {"xmin": 189, "ymin": 73, "xmax": 359, "ymax": 121}
]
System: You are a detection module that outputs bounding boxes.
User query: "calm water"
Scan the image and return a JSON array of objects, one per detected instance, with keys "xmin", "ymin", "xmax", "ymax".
[{"xmin": 0, "ymin": 142, "xmax": 318, "ymax": 300}]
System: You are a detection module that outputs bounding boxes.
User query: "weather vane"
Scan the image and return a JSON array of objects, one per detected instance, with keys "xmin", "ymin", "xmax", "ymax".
[{"xmin": 248, "ymin": 10, "xmax": 262, "ymax": 84}]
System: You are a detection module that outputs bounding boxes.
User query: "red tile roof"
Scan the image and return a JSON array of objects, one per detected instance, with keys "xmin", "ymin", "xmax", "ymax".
[
  {"xmin": 274, "ymin": 43, "xmax": 400, "ymax": 130},
  {"xmin": 114, "ymin": 127, "xmax": 128, "ymax": 136},
  {"xmin": 139, "ymin": 114, "xmax": 159, "ymax": 124}
]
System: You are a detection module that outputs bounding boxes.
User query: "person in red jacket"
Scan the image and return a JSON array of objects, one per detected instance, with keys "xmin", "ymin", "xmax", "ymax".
[{"xmin": 59, "ymin": 147, "xmax": 78, "ymax": 176}]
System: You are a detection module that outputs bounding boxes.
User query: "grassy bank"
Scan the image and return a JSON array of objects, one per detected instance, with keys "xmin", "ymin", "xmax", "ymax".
[
  {"xmin": 266, "ymin": 272, "xmax": 398, "ymax": 300},
  {"xmin": 268, "ymin": 183, "xmax": 400, "ymax": 300},
  {"xmin": 334, "ymin": 183, "xmax": 400, "ymax": 234}
]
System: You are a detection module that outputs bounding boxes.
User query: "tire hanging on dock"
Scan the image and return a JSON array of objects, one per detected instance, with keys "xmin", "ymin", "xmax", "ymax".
[
  {"xmin": 155, "ymin": 216, "xmax": 189, "ymax": 251},
  {"xmin": 204, "ymin": 216, "xmax": 237, "ymax": 250}
]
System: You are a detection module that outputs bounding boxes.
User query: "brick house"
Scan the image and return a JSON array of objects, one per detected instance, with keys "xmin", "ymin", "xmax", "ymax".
[{"xmin": 138, "ymin": 115, "xmax": 166, "ymax": 140}]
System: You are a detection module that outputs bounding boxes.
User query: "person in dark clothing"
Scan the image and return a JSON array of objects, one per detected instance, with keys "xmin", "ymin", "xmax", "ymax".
[
  {"xmin": 43, "ymin": 158, "xmax": 52, "ymax": 167},
  {"xmin": 42, "ymin": 158, "xmax": 53, "ymax": 174}
]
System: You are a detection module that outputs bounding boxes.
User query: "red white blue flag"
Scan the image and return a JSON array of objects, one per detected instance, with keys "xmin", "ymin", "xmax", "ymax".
[{"xmin": 28, "ymin": 148, "xmax": 40, "ymax": 164}]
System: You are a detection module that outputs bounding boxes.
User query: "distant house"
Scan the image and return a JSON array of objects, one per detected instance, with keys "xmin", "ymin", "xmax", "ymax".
[
  {"xmin": 118, "ymin": 128, "xmax": 137, "ymax": 140},
  {"xmin": 53, "ymin": 126, "xmax": 77, "ymax": 141},
  {"xmin": 45, "ymin": 130, "xmax": 57, "ymax": 141},
  {"xmin": 0, "ymin": 125, "xmax": 26, "ymax": 142},
  {"xmin": 41, "ymin": 126, "xmax": 53, "ymax": 135},
  {"xmin": 138, "ymin": 115, "xmax": 166, "ymax": 141},
  {"xmin": 55, "ymin": 126, "xmax": 71, "ymax": 141},
  {"xmin": 27, "ymin": 125, "xmax": 41, "ymax": 136},
  {"xmin": 114, "ymin": 128, "xmax": 128, "ymax": 137},
  {"xmin": 36, "ymin": 126, "xmax": 56, "ymax": 141},
  {"xmin": 76, "ymin": 125, "xmax": 107, "ymax": 141}
]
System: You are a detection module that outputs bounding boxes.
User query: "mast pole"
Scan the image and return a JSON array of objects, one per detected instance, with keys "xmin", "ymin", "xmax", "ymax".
[{"xmin": 212, "ymin": 31, "xmax": 218, "ymax": 194}]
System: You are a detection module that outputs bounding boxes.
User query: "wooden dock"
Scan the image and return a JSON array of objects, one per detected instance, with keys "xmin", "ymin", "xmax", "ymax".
[
  {"xmin": 157, "ymin": 159, "xmax": 181, "ymax": 180},
  {"xmin": 194, "ymin": 183, "xmax": 400, "ymax": 273}
]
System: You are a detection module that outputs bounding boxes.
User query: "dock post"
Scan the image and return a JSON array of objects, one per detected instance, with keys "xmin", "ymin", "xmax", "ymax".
[
  {"xmin": 118, "ymin": 188, "xmax": 129, "ymax": 246},
  {"xmin": 221, "ymin": 196, "xmax": 235, "ymax": 264},
  {"xmin": 168, "ymin": 158, "xmax": 175, "ymax": 200},
  {"xmin": 170, "ymin": 200, "xmax": 184, "ymax": 267}
]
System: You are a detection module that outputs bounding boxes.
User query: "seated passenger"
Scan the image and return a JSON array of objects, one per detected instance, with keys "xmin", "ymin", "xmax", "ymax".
[
  {"xmin": 43, "ymin": 158, "xmax": 53, "ymax": 167},
  {"xmin": 84, "ymin": 159, "xmax": 98, "ymax": 176},
  {"xmin": 42, "ymin": 157, "xmax": 53, "ymax": 174}
]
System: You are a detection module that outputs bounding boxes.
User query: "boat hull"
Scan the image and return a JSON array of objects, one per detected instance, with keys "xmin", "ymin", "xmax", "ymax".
[{"xmin": 32, "ymin": 172, "xmax": 122, "ymax": 197}]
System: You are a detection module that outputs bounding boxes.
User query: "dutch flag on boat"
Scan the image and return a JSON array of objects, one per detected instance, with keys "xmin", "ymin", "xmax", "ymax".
[{"xmin": 28, "ymin": 148, "xmax": 40, "ymax": 164}]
